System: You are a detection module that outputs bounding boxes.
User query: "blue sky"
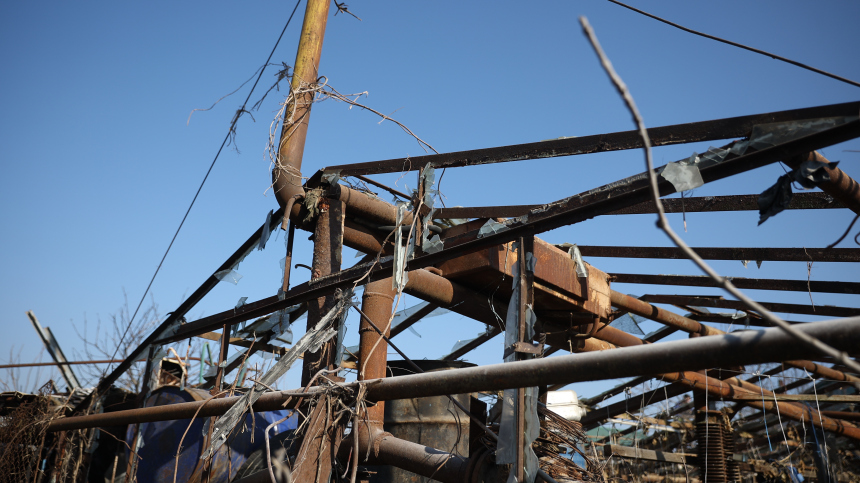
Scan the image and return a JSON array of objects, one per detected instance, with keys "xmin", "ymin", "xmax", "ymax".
[{"xmin": 1, "ymin": 1, "xmax": 858, "ymax": 409}]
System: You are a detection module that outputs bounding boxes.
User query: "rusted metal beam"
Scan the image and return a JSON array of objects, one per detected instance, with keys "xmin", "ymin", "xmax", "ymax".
[
  {"xmin": 433, "ymin": 192, "xmax": 837, "ymax": 219},
  {"xmin": 319, "ymin": 101, "xmax": 860, "ymax": 176},
  {"xmin": 441, "ymin": 327, "xmax": 501, "ymax": 361},
  {"xmin": 47, "ymin": 319, "xmax": 860, "ymax": 434},
  {"xmin": 610, "ymin": 191, "xmax": 839, "ymax": 215},
  {"xmin": 578, "ymin": 375, "xmax": 653, "ymax": 407},
  {"xmin": 581, "ymin": 383, "xmax": 688, "ymax": 429},
  {"xmin": 640, "ymin": 294, "xmax": 860, "ymax": 318},
  {"xmin": 611, "ymin": 273, "xmax": 860, "ymax": 294},
  {"xmin": 578, "ymin": 245, "xmax": 860, "ymax": 262},
  {"xmin": 159, "ymin": 118, "xmax": 860, "ymax": 345}
]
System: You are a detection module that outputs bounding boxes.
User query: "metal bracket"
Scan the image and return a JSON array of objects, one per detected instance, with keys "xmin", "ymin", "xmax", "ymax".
[{"xmin": 503, "ymin": 341, "xmax": 544, "ymax": 359}]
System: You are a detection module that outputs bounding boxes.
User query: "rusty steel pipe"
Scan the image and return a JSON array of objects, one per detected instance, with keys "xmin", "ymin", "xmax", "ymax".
[
  {"xmin": 785, "ymin": 151, "xmax": 860, "ymax": 215},
  {"xmin": 610, "ymin": 290, "xmax": 860, "ymax": 384},
  {"xmin": 301, "ymin": 198, "xmax": 345, "ymax": 386},
  {"xmin": 272, "ymin": 0, "xmax": 331, "ymax": 207},
  {"xmin": 658, "ymin": 370, "xmax": 860, "ymax": 439},
  {"xmin": 47, "ymin": 319, "xmax": 860, "ymax": 436},
  {"xmin": 357, "ymin": 277, "xmax": 395, "ymax": 431},
  {"xmin": 610, "ymin": 290, "xmax": 719, "ymax": 336},
  {"xmin": 370, "ymin": 432, "xmax": 471, "ymax": 483}
]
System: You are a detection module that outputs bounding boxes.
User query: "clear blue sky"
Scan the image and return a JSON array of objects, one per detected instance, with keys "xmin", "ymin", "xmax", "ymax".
[{"xmin": 1, "ymin": 1, "xmax": 858, "ymax": 407}]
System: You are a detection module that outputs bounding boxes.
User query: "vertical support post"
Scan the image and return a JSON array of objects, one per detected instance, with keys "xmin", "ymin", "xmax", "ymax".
[
  {"xmin": 213, "ymin": 324, "xmax": 230, "ymax": 393},
  {"xmin": 300, "ymin": 196, "xmax": 345, "ymax": 386},
  {"xmin": 514, "ymin": 235, "xmax": 534, "ymax": 483},
  {"xmin": 358, "ymin": 278, "xmax": 396, "ymax": 430},
  {"xmin": 414, "ymin": 166, "xmax": 425, "ymax": 256},
  {"xmin": 293, "ymin": 195, "xmax": 345, "ymax": 483}
]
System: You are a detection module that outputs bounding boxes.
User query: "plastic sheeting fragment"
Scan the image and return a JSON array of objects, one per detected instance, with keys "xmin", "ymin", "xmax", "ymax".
[
  {"xmin": 234, "ymin": 297, "xmax": 248, "ymax": 309},
  {"xmin": 201, "ymin": 291, "xmax": 350, "ymax": 460},
  {"xmin": 609, "ymin": 313, "xmax": 646, "ymax": 335},
  {"xmin": 661, "ymin": 161, "xmax": 705, "ymax": 192},
  {"xmin": 758, "ymin": 174, "xmax": 793, "ymax": 225},
  {"xmin": 747, "ymin": 116, "xmax": 857, "ymax": 152},
  {"xmin": 478, "ymin": 218, "xmax": 510, "ymax": 238},
  {"xmin": 214, "ymin": 269, "xmax": 243, "ymax": 285},
  {"xmin": 392, "ymin": 201, "xmax": 414, "ymax": 291},
  {"xmin": 560, "ymin": 243, "xmax": 589, "ymax": 279},
  {"xmin": 257, "ymin": 210, "xmax": 273, "ymax": 251}
]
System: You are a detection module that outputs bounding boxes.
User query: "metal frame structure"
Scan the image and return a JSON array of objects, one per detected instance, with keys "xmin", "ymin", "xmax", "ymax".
[{"xmin": 24, "ymin": 2, "xmax": 860, "ymax": 482}]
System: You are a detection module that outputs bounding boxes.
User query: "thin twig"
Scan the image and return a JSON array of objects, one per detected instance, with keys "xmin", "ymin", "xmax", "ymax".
[
  {"xmin": 578, "ymin": 15, "xmax": 860, "ymax": 376},
  {"xmin": 607, "ymin": 0, "xmax": 860, "ymax": 89}
]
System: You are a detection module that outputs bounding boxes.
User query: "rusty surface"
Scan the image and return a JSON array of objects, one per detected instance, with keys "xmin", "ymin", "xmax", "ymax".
[
  {"xmin": 610, "ymin": 291, "xmax": 716, "ymax": 336},
  {"xmin": 368, "ymin": 432, "xmax": 471, "ymax": 483},
  {"xmin": 433, "ymin": 192, "xmax": 837, "ymax": 219},
  {"xmin": 612, "ymin": 191, "xmax": 840, "ymax": 214},
  {"xmin": 610, "ymin": 272, "xmax": 860, "ymax": 294},
  {"xmin": 158, "ymin": 119, "xmax": 860, "ymax": 345},
  {"xmin": 640, "ymin": 294, "xmax": 860, "ymax": 318},
  {"xmin": 272, "ymin": 0, "xmax": 331, "ymax": 207},
  {"xmin": 578, "ymin": 245, "xmax": 860, "ymax": 262},
  {"xmin": 47, "ymin": 319, "xmax": 860, "ymax": 435},
  {"xmin": 291, "ymin": 393, "xmax": 345, "ymax": 483},
  {"xmin": 301, "ymin": 198, "xmax": 345, "ymax": 386},
  {"xmin": 785, "ymin": 150, "xmax": 860, "ymax": 215},
  {"xmin": 319, "ymin": 101, "xmax": 860, "ymax": 176},
  {"xmin": 357, "ymin": 278, "xmax": 395, "ymax": 429}
]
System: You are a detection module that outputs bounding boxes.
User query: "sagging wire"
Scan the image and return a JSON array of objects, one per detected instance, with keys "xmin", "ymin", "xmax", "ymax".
[
  {"xmin": 826, "ymin": 212, "xmax": 860, "ymax": 248},
  {"xmin": 765, "ymin": 374, "xmax": 792, "ymax": 461},
  {"xmin": 577, "ymin": 16, "xmax": 860, "ymax": 376},
  {"xmin": 106, "ymin": 0, "xmax": 305, "ymax": 372},
  {"xmin": 607, "ymin": 0, "xmax": 860, "ymax": 89}
]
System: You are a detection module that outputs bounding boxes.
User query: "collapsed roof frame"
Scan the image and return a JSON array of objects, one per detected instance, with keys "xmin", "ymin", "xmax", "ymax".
[{"xmin": 56, "ymin": 1, "xmax": 860, "ymax": 480}]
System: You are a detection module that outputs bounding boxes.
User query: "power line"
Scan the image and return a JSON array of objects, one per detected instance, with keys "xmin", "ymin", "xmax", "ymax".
[
  {"xmin": 107, "ymin": 0, "xmax": 305, "ymax": 367},
  {"xmin": 608, "ymin": 0, "xmax": 860, "ymax": 89}
]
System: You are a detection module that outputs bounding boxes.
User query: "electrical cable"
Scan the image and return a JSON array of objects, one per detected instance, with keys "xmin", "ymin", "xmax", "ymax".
[{"xmin": 107, "ymin": 0, "xmax": 305, "ymax": 369}]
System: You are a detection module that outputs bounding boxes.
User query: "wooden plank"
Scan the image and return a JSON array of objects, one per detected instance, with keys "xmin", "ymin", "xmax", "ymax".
[{"xmin": 604, "ymin": 444, "xmax": 690, "ymax": 464}]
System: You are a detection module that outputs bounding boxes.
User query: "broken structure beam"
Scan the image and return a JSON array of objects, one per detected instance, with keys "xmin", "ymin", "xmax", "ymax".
[
  {"xmin": 433, "ymin": 192, "xmax": 837, "ymax": 220},
  {"xmin": 577, "ymin": 245, "xmax": 860, "ymax": 262},
  {"xmin": 319, "ymin": 101, "xmax": 860, "ymax": 176},
  {"xmin": 610, "ymin": 273, "xmax": 860, "ymax": 295}
]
